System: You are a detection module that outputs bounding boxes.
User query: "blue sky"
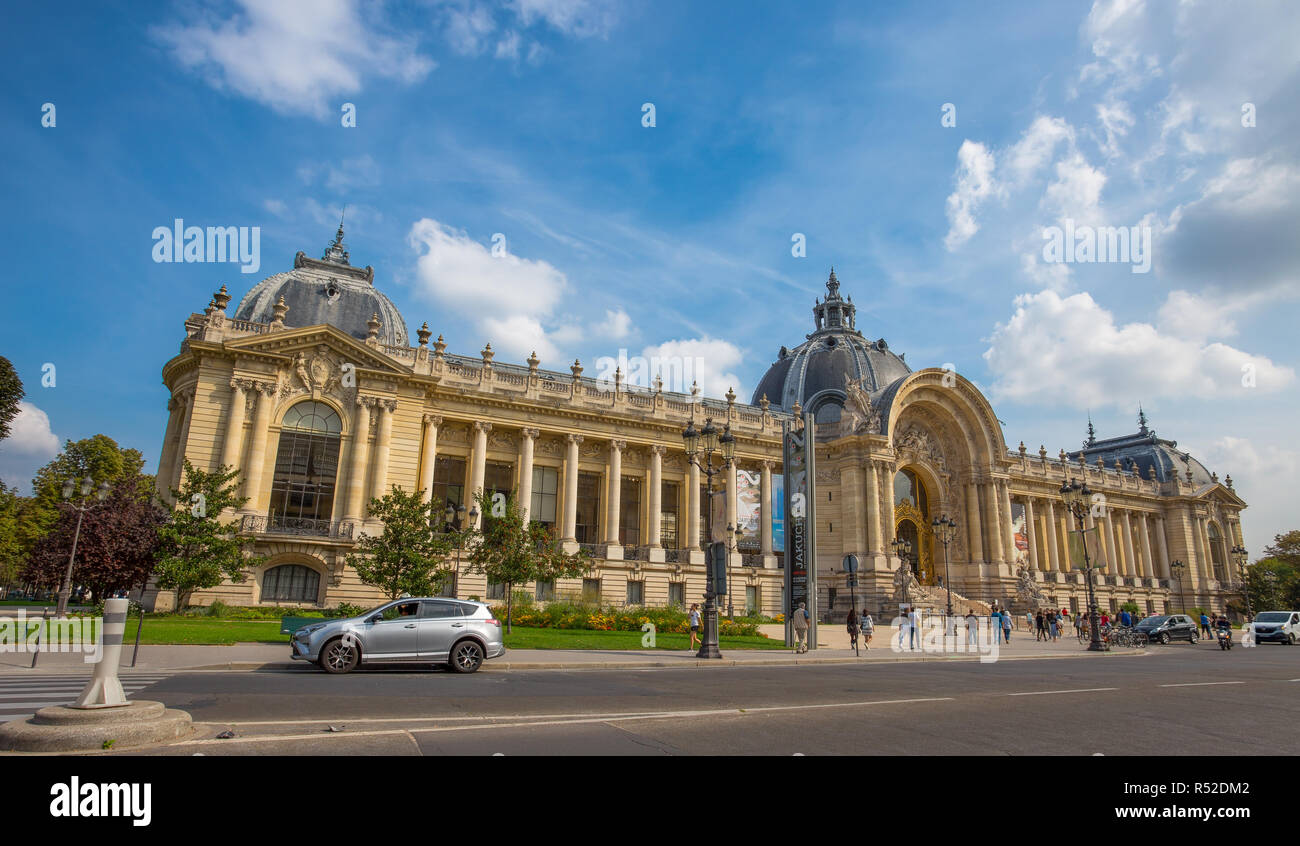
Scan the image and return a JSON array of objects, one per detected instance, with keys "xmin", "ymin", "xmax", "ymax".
[{"xmin": 1, "ymin": 0, "xmax": 1297, "ymax": 553}]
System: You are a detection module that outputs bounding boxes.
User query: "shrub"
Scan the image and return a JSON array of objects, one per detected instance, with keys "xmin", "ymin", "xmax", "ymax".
[
  {"xmin": 207, "ymin": 600, "xmax": 230, "ymax": 618},
  {"xmin": 486, "ymin": 600, "xmax": 762, "ymax": 637},
  {"xmin": 331, "ymin": 602, "xmax": 367, "ymax": 618}
]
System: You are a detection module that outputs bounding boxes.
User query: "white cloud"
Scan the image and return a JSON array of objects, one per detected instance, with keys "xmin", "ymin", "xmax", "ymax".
[
  {"xmin": 437, "ymin": 0, "xmax": 615, "ymax": 60},
  {"xmin": 1005, "ymin": 116, "xmax": 1074, "ymax": 185},
  {"xmin": 0, "ymin": 402, "xmax": 61, "ymax": 491},
  {"xmin": 510, "ymin": 0, "xmax": 617, "ymax": 37},
  {"xmin": 943, "ymin": 141, "xmax": 999, "ymax": 250},
  {"xmin": 639, "ymin": 337, "xmax": 745, "ymax": 399},
  {"xmin": 1198, "ymin": 435, "xmax": 1299, "ymax": 554},
  {"xmin": 983, "ymin": 289, "xmax": 1294, "ymax": 408},
  {"xmin": 1042, "ymin": 152, "xmax": 1107, "ymax": 223},
  {"xmin": 155, "ymin": 0, "xmax": 434, "ymax": 119},
  {"xmin": 599, "ymin": 308, "xmax": 632, "ymax": 340}
]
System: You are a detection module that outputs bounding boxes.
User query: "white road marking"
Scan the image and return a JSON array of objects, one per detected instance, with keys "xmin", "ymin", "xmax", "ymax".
[
  {"xmin": 1004, "ymin": 688, "xmax": 1118, "ymax": 696},
  {"xmin": 1159, "ymin": 681, "xmax": 1245, "ymax": 687}
]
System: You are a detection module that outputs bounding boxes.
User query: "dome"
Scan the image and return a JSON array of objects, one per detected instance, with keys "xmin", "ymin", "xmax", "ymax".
[
  {"xmin": 233, "ymin": 223, "xmax": 409, "ymax": 347},
  {"xmin": 1076, "ymin": 411, "xmax": 1217, "ymax": 485},
  {"xmin": 751, "ymin": 269, "xmax": 911, "ymax": 421}
]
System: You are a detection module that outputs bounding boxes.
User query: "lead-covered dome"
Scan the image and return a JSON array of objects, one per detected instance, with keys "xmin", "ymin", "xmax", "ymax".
[
  {"xmin": 234, "ymin": 223, "xmax": 409, "ymax": 347},
  {"xmin": 752, "ymin": 270, "xmax": 911, "ymax": 421}
]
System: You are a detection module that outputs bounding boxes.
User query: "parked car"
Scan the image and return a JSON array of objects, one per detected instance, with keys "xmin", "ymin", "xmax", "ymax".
[
  {"xmin": 1135, "ymin": 614, "xmax": 1199, "ymax": 644},
  {"xmin": 291, "ymin": 597, "xmax": 505, "ymax": 674},
  {"xmin": 1248, "ymin": 611, "xmax": 1299, "ymax": 645}
]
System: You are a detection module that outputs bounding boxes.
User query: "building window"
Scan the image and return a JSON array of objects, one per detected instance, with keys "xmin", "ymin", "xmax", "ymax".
[
  {"xmin": 535, "ymin": 580, "xmax": 555, "ymax": 601},
  {"xmin": 626, "ymin": 580, "xmax": 644, "ymax": 606},
  {"xmin": 661, "ymin": 481, "xmax": 679, "ymax": 548},
  {"xmin": 482, "ymin": 461, "xmax": 515, "ymax": 531},
  {"xmin": 619, "ymin": 476, "xmax": 641, "ymax": 547},
  {"xmin": 582, "ymin": 578, "xmax": 601, "ymax": 601},
  {"xmin": 530, "ymin": 466, "xmax": 559, "ymax": 527},
  {"xmin": 486, "ymin": 581, "xmax": 505, "ymax": 600},
  {"xmin": 575, "ymin": 472, "xmax": 601, "ymax": 543},
  {"xmin": 1207, "ymin": 523, "xmax": 1227, "ymax": 581},
  {"xmin": 431, "ymin": 455, "xmax": 466, "ymax": 513},
  {"xmin": 261, "ymin": 564, "xmax": 320, "ymax": 604},
  {"xmin": 893, "ymin": 467, "xmax": 928, "ymax": 513},
  {"xmin": 746, "ymin": 585, "xmax": 760, "ymax": 616},
  {"xmin": 668, "ymin": 582, "xmax": 685, "ymax": 609},
  {"xmin": 268, "ymin": 401, "xmax": 341, "ymax": 526}
]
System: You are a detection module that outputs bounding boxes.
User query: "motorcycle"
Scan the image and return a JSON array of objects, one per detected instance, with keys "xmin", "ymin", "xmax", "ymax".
[{"xmin": 1217, "ymin": 627, "xmax": 1233, "ymax": 650}]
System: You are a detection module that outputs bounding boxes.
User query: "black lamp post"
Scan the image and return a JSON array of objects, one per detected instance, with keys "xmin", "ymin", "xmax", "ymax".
[
  {"xmin": 725, "ymin": 523, "xmax": 744, "ymax": 619},
  {"xmin": 1231, "ymin": 545, "xmax": 1251, "ymax": 621},
  {"xmin": 891, "ymin": 536, "xmax": 913, "ymax": 607},
  {"xmin": 56, "ymin": 477, "xmax": 110, "ymax": 617},
  {"xmin": 1060, "ymin": 477, "xmax": 1107, "ymax": 651},
  {"xmin": 682, "ymin": 417, "xmax": 734, "ymax": 658},
  {"xmin": 1170, "ymin": 559, "xmax": 1185, "ymax": 615},
  {"xmin": 443, "ymin": 503, "xmax": 477, "ymax": 597},
  {"xmin": 932, "ymin": 514, "xmax": 958, "ymax": 619}
]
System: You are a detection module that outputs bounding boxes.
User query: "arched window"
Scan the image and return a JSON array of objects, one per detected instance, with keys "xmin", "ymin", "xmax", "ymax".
[
  {"xmin": 269, "ymin": 401, "xmax": 342, "ymax": 533},
  {"xmin": 1208, "ymin": 523, "xmax": 1227, "ymax": 581},
  {"xmin": 893, "ymin": 468, "xmax": 928, "ymax": 514},
  {"xmin": 261, "ymin": 564, "xmax": 321, "ymax": 603}
]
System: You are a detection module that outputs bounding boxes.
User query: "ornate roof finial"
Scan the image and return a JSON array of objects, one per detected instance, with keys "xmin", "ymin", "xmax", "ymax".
[
  {"xmin": 1137, "ymin": 403, "xmax": 1149, "ymax": 435},
  {"xmin": 417, "ymin": 322, "xmax": 431, "ymax": 347},
  {"xmin": 826, "ymin": 266, "xmax": 840, "ymax": 298},
  {"xmin": 527, "ymin": 350, "xmax": 540, "ymax": 372},
  {"xmin": 323, "ymin": 207, "xmax": 350, "ymax": 265},
  {"xmin": 270, "ymin": 294, "xmax": 289, "ymax": 329},
  {"xmin": 1085, "ymin": 413, "xmax": 1097, "ymax": 447}
]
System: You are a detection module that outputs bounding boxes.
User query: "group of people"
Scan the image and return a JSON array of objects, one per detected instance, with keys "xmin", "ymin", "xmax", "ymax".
[
  {"xmin": 1033, "ymin": 608, "xmax": 1070, "ymax": 642},
  {"xmin": 844, "ymin": 608, "xmax": 875, "ymax": 650}
]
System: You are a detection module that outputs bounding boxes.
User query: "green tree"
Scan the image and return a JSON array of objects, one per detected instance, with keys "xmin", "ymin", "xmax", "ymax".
[
  {"xmin": 347, "ymin": 486, "xmax": 460, "ymax": 600},
  {"xmin": 154, "ymin": 461, "xmax": 256, "ymax": 608},
  {"xmin": 0, "ymin": 482, "xmax": 29, "ymax": 590},
  {"xmin": 1263, "ymin": 530, "xmax": 1300, "ymax": 569},
  {"xmin": 1244, "ymin": 557, "xmax": 1299, "ymax": 612},
  {"xmin": 463, "ymin": 490, "xmax": 588, "ymax": 633},
  {"xmin": 0, "ymin": 356, "xmax": 22, "ymax": 443},
  {"xmin": 28, "ymin": 435, "xmax": 149, "ymax": 543}
]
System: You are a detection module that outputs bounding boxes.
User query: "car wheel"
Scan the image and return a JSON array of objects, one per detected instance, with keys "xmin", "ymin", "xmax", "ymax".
[
  {"xmin": 1189, "ymin": 630, "xmax": 1198, "ymax": 644},
  {"xmin": 1159, "ymin": 632, "xmax": 1170, "ymax": 644},
  {"xmin": 1288, "ymin": 633, "xmax": 1295, "ymax": 645},
  {"xmin": 449, "ymin": 639, "xmax": 485, "ymax": 674},
  {"xmin": 320, "ymin": 637, "xmax": 360, "ymax": 674}
]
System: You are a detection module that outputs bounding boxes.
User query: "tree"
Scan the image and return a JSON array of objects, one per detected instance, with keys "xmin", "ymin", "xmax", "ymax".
[
  {"xmin": 0, "ymin": 356, "xmax": 22, "ymax": 443},
  {"xmin": 0, "ymin": 483, "xmax": 29, "ymax": 590},
  {"xmin": 154, "ymin": 461, "xmax": 256, "ymax": 608},
  {"xmin": 23, "ymin": 475, "xmax": 165, "ymax": 599},
  {"xmin": 347, "ymin": 486, "xmax": 460, "ymax": 600},
  {"xmin": 463, "ymin": 490, "xmax": 588, "ymax": 633},
  {"xmin": 1244, "ymin": 557, "xmax": 1299, "ymax": 613},
  {"xmin": 27, "ymin": 435, "xmax": 149, "ymax": 546},
  {"xmin": 1263, "ymin": 530, "xmax": 1300, "ymax": 569}
]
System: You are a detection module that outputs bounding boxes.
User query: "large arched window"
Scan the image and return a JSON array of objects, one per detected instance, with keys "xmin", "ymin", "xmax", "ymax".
[
  {"xmin": 893, "ymin": 468, "xmax": 928, "ymax": 514},
  {"xmin": 261, "ymin": 564, "xmax": 321, "ymax": 603},
  {"xmin": 269, "ymin": 401, "xmax": 342, "ymax": 533},
  {"xmin": 1208, "ymin": 523, "xmax": 1227, "ymax": 581}
]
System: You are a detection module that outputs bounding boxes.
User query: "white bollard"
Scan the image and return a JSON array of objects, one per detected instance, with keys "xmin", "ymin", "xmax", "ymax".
[{"xmin": 72, "ymin": 597, "xmax": 129, "ymax": 708}]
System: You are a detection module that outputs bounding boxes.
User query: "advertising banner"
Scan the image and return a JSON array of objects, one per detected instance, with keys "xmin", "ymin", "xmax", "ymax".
[
  {"xmin": 1010, "ymin": 501, "xmax": 1030, "ymax": 569},
  {"xmin": 771, "ymin": 474, "xmax": 784, "ymax": 553}
]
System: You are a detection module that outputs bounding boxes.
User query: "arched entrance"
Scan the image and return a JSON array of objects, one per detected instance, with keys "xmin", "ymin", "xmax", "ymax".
[{"xmin": 893, "ymin": 467, "xmax": 934, "ymax": 585}]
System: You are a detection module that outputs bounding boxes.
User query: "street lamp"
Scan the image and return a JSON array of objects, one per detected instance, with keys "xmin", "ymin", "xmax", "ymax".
[
  {"xmin": 891, "ymin": 536, "xmax": 913, "ymax": 607},
  {"xmin": 682, "ymin": 417, "xmax": 734, "ymax": 658},
  {"xmin": 725, "ymin": 523, "xmax": 744, "ymax": 619},
  {"xmin": 931, "ymin": 514, "xmax": 958, "ymax": 620},
  {"xmin": 1060, "ymin": 477, "xmax": 1107, "ymax": 652},
  {"xmin": 57, "ymin": 477, "xmax": 111, "ymax": 617},
  {"xmin": 1170, "ymin": 559, "xmax": 1186, "ymax": 615},
  {"xmin": 1231, "ymin": 545, "xmax": 1251, "ymax": 621}
]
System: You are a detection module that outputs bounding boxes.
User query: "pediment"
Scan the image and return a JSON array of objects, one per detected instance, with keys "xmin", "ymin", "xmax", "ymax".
[
  {"xmin": 223, "ymin": 325, "xmax": 412, "ymax": 375},
  {"xmin": 1194, "ymin": 483, "xmax": 1246, "ymax": 509}
]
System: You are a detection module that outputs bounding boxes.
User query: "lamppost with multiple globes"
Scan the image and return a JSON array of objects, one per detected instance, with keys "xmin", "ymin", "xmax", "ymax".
[
  {"xmin": 442, "ymin": 503, "xmax": 478, "ymax": 597},
  {"xmin": 1170, "ymin": 559, "xmax": 1186, "ymax": 615},
  {"xmin": 931, "ymin": 514, "xmax": 958, "ymax": 620},
  {"xmin": 1231, "ymin": 544, "xmax": 1252, "ymax": 621},
  {"xmin": 1060, "ymin": 477, "xmax": 1106, "ymax": 651},
  {"xmin": 891, "ymin": 536, "xmax": 913, "ymax": 607},
  {"xmin": 682, "ymin": 417, "xmax": 734, "ymax": 658},
  {"xmin": 56, "ymin": 477, "xmax": 111, "ymax": 617}
]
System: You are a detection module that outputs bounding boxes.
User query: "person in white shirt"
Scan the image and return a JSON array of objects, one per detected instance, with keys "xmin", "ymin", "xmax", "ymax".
[
  {"xmin": 861, "ymin": 612, "xmax": 874, "ymax": 648},
  {"xmin": 688, "ymin": 604, "xmax": 701, "ymax": 650},
  {"xmin": 908, "ymin": 607, "xmax": 921, "ymax": 650}
]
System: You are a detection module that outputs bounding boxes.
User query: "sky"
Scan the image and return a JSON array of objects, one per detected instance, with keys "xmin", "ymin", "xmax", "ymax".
[{"xmin": 0, "ymin": 0, "xmax": 1297, "ymax": 555}]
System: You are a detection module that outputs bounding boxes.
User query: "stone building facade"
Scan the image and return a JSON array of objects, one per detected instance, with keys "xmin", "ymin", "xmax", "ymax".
[{"xmin": 148, "ymin": 231, "xmax": 1247, "ymax": 618}]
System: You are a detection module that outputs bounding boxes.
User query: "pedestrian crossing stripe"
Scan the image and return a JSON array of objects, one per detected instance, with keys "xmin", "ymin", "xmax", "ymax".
[{"xmin": 0, "ymin": 674, "xmax": 171, "ymax": 722}]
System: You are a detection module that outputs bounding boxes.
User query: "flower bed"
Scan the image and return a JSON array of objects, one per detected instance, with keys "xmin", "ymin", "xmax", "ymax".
[{"xmin": 489, "ymin": 600, "xmax": 764, "ymax": 638}]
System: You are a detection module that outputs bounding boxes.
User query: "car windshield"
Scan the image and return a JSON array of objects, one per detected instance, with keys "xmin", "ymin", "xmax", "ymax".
[
  {"xmin": 1137, "ymin": 616, "xmax": 1167, "ymax": 626},
  {"xmin": 1255, "ymin": 612, "xmax": 1290, "ymax": 622}
]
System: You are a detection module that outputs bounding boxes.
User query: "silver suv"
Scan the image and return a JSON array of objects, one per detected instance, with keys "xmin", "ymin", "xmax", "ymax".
[{"xmin": 291, "ymin": 598, "xmax": 505, "ymax": 674}]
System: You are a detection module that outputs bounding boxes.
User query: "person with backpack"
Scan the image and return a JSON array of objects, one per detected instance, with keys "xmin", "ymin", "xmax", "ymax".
[{"xmin": 792, "ymin": 601, "xmax": 810, "ymax": 653}]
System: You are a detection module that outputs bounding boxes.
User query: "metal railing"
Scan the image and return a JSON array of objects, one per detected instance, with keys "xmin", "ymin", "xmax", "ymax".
[{"xmin": 240, "ymin": 514, "xmax": 355, "ymax": 540}]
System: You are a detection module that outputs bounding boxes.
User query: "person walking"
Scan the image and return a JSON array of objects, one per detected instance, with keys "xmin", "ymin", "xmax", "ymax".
[
  {"xmin": 861, "ymin": 611, "xmax": 874, "ymax": 649},
  {"xmin": 1199, "ymin": 612, "xmax": 1211, "ymax": 638},
  {"xmin": 990, "ymin": 608, "xmax": 1002, "ymax": 643},
  {"xmin": 792, "ymin": 601, "xmax": 810, "ymax": 653},
  {"xmin": 847, "ymin": 608, "xmax": 860, "ymax": 652},
  {"xmin": 965, "ymin": 609, "xmax": 979, "ymax": 648},
  {"xmin": 1001, "ymin": 608, "xmax": 1012, "ymax": 644},
  {"xmin": 1075, "ymin": 612, "xmax": 1084, "ymax": 642},
  {"xmin": 1025, "ymin": 610, "xmax": 1033, "ymax": 632},
  {"xmin": 908, "ymin": 606, "xmax": 922, "ymax": 651},
  {"xmin": 1035, "ymin": 609, "xmax": 1046, "ymax": 641},
  {"xmin": 688, "ymin": 604, "xmax": 702, "ymax": 651},
  {"xmin": 1048, "ymin": 609, "xmax": 1059, "ymax": 641}
]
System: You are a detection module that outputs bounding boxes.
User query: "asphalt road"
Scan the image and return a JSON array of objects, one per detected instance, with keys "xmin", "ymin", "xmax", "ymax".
[{"xmin": 116, "ymin": 642, "xmax": 1297, "ymax": 755}]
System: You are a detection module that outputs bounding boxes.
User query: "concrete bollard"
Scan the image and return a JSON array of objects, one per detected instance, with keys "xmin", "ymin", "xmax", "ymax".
[{"xmin": 73, "ymin": 597, "xmax": 129, "ymax": 708}]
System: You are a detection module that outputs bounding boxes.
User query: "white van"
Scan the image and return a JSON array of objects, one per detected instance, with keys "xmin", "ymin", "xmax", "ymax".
[{"xmin": 1248, "ymin": 611, "xmax": 1299, "ymax": 645}]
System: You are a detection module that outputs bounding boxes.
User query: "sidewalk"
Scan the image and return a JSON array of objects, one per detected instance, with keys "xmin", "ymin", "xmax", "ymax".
[{"xmin": 0, "ymin": 626, "xmax": 1142, "ymax": 674}]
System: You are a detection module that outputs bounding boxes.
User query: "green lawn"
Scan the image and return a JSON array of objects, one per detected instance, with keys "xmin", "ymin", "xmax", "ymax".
[
  {"xmin": 501, "ymin": 626, "xmax": 787, "ymax": 650},
  {"xmin": 0, "ymin": 599, "xmax": 54, "ymax": 606},
  {"xmin": 18, "ymin": 618, "xmax": 288, "ymax": 645}
]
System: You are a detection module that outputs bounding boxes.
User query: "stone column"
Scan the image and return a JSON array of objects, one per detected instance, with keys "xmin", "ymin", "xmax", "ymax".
[
  {"xmin": 965, "ymin": 480, "xmax": 983, "ymax": 563},
  {"xmin": 344, "ymin": 396, "xmax": 373, "ymax": 522},
  {"xmin": 866, "ymin": 461, "xmax": 882, "ymax": 556},
  {"xmin": 562, "ymin": 434, "xmax": 582, "ymax": 542},
  {"xmin": 218, "ymin": 380, "xmax": 248, "ymax": 475},
  {"xmin": 1156, "ymin": 515, "xmax": 1171, "ymax": 580},
  {"xmin": 518, "ymin": 428, "xmax": 538, "ymax": 522},
  {"xmin": 882, "ymin": 463, "xmax": 896, "ymax": 549},
  {"xmin": 1121, "ymin": 510, "xmax": 1138, "ymax": 579},
  {"xmin": 417, "ymin": 414, "xmax": 442, "ymax": 503},
  {"xmin": 984, "ymin": 482, "xmax": 1004, "ymax": 563},
  {"xmin": 841, "ymin": 463, "xmax": 864, "ymax": 557},
  {"xmin": 648, "ymin": 445, "xmax": 665, "ymax": 547},
  {"xmin": 469, "ymin": 421, "xmax": 491, "ymax": 529},
  {"xmin": 760, "ymin": 460, "xmax": 774, "ymax": 556},
  {"xmin": 999, "ymin": 481, "xmax": 1016, "ymax": 565},
  {"xmin": 1024, "ymin": 496, "xmax": 1040, "ymax": 571},
  {"xmin": 1139, "ymin": 513, "xmax": 1155, "ymax": 582},
  {"xmin": 724, "ymin": 459, "xmax": 738, "ymax": 545},
  {"xmin": 686, "ymin": 458, "xmax": 701, "ymax": 550},
  {"xmin": 169, "ymin": 388, "xmax": 197, "ymax": 495},
  {"xmin": 1045, "ymin": 499, "xmax": 1061, "ymax": 572},
  {"xmin": 369, "ymin": 400, "xmax": 396, "ymax": 505},
  {"xmin": 157, "ymin": 397, "xmax": 183, "ymax": 502},
  {"xmin": 605, "ymin": 440, "xmax": 624, "ymax": 545},
  {"xmin": 239, "ymin": 382, "xmax": 276, "ymax": 512}
]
